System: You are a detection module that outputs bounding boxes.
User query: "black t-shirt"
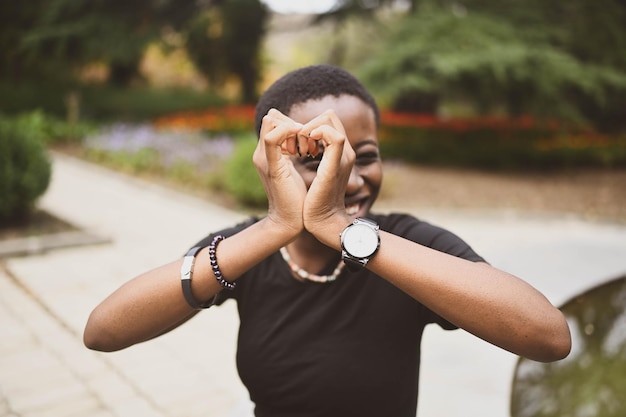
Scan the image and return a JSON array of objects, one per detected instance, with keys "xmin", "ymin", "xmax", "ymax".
[{"xmin": 193, "ymin": 213, "xmax": 485, "ymax": 417}]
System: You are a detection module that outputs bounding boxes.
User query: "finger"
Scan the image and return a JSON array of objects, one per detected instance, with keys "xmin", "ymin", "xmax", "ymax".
[
  {"xmin": 308, "ymin": 124, "xmax": 347, "ymax": 168},
  {"xmin": 265, "ymin": 109, "xmax": 303, "ymax": 156},
  {"xmin": 300, "ymin": 109, "xmax": 347, "ymax": 141},
  {"xmin": 261, "ymin": 112, "xmax": 293, "ymax": 155},
  {"xmin": 307, "ymin": 137, "xmax": 319, "ymax": 157},
  {"xmin": 263, "ymin": 125, "xmax": 299, "ymax": 164},
  {"xmin": 258, "ymin": 114, "xmax": 276, "ymax": 143},
  {"xmin": 296, "ymin": 131, "xmax": 310, "ymax": 158},
  {"xmin": 260, "ymin": 111, "xmax": 300, "ymax": 154},
  {"xmin": 255, "ymin": 114, "xmax": 275, "ymax": 162}
]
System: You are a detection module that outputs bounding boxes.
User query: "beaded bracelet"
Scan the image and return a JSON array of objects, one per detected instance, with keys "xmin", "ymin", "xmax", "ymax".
[{"xmin": 209, "ymin": 235, "xmax": 236, "ymax": 290}]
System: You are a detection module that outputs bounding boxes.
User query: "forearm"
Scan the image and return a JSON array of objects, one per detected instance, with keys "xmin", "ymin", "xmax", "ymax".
[
  {"xmin": 83, "ymin": 260, "xmax": 195, "ymax": 351},
  {"xmin": 84, "ymin": 217, "xmax": 296, "ymax": 352},
  {"xmin": 312, "ymin": 218, "xmax": 571, "ymax": 362},
  {"xmin": 368, "ymin": 231, "xmax": 571, "ymax": 362}
]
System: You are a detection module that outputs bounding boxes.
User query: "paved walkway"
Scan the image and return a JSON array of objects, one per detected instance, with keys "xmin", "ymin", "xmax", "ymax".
[{"xmin": 1, "ymin": 153, "xmax": 625, "ymax": 417}]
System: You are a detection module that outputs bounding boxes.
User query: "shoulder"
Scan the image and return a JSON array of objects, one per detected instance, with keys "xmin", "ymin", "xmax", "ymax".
[
  {"xmin": 189, "ymin": 216, "xmax": 261, "ymax": 250},
  {"xmin": 370, "ymin": 212, "xmax": 448, "ymax": 243},
  {"xmin": 370, "ymin": 212, "xmax": 485, "ymax": 262}
]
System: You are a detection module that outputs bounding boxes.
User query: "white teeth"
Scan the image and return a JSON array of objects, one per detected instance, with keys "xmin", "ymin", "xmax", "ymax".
[{"xmin": 346, "ymin": 203, "xmax": 359, "ymax": 215}]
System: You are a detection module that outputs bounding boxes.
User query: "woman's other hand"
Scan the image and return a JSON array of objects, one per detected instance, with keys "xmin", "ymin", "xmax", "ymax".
[
  {"xmin": 254, "ymin": 109, "xmax": 307, "ymax": 239},
  {"xmin": 299, "ymin": 109, "xmax": 355, "ymax": 242}
]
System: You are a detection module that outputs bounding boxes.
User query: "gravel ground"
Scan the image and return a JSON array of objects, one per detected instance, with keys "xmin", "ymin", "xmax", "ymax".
[{"xmin": 378, "ymin": 161, "xmax": 626, "ymax": 224}]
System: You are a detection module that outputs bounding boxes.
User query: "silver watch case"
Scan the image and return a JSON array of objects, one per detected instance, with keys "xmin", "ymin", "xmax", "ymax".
[{"xmin": 340, "ymin": 217, "xmax": 380, "ymax": 270}]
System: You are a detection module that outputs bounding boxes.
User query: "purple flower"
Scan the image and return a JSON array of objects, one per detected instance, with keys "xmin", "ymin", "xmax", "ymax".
[{"xmin": 85, "ymin": 124, "xmax": 235, "ymax": 172}]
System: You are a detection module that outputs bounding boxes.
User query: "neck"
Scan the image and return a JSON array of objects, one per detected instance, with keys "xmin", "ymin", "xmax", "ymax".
[{"xmin": 286, "ymin": 231, "xmax": 339, "ymax": 273}]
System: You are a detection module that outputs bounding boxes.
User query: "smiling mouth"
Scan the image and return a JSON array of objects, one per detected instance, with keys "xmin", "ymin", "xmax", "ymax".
[{"xmin": 346, "ymin": 199, "xmax": 366, "ymax": 216}]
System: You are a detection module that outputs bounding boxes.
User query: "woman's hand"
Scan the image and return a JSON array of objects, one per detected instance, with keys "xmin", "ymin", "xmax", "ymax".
[
  {"xmin": 300, "ymin": 110, "xmax": 355, "ymax": 243},
  {"xmin": 254, "ymin": 109, "xmax": 308, "ymax": 239}
]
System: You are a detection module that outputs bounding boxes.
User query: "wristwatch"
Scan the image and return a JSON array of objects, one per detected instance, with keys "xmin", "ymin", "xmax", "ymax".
[{"xmin": 340, "ymin": 217, "xmax": 380, "ymax": 271}]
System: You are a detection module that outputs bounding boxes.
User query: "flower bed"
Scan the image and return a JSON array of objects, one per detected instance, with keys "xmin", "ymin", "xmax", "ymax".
[
  {"xmin": 153, "ymin": 105, "xmax": 256, "ymax": 133},
  {"xmin": 150, "ymin": 105, "xmax": 626, "ymax": 170},
  {"xmin": 83, "ymin": 124, "xmax": 235, "ymax": 191},
  {"xmin": 379, "ymin": 111, "xmax": 626, "ymax": 169}
]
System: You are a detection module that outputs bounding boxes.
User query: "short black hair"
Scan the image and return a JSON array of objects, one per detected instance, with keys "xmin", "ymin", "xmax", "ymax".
[{"xmin": 254, "ymin": 64, "xmax": 380, "ymax": 137}]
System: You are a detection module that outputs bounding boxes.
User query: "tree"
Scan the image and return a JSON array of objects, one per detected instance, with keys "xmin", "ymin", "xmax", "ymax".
[
  {"xmin": 3, "ymin": 0, "xmax": 197, "ymax": 86},
  {"xmin": 186, "ymin": 0, "xmax": 269, "ymax": 103},
  {"xmin": 3, "ymin": 0, "xmax": 270, "ymax": 102},
  {"xmin": 309, "ymin": 0, "xmax": 626, "ymax": 130},
  {"xmin": 353, "ymin": 2, "xmax": 626, "ymax": 130},
  {"xmin": 0, "ymin": 1, "xmax": 47, "ymax": 81},
  {"xmin": 311, "ymin": 0, "xmax": 400, "ymax": 67},
  {"xmin": 462, "ymin": 0, "xmax": 626, "ymax": 131}
]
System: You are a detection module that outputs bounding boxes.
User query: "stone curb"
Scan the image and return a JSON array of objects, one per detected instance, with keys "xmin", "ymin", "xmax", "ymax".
[{"xmin": 0, "ymin": 230, "xmax": 111, "ymax": 259}]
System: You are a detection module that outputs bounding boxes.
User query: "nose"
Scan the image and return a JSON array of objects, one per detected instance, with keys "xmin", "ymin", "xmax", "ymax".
[{"xmin": 345, "ymin": 166, "xmax": 364, "ymax": 196}]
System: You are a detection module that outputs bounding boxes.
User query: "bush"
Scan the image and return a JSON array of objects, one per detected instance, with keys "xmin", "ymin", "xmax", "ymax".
[
  {"xmin": 16, "ymin": 110, "xmax": 94, "ymax": 146},
  {"xmin": 0, "ymin": 114, "xmax": 52, "ymax": 225},
  {"xmin": 378, "ymin": 112, "xmax": 626, "ymax": 170},
  {"xmin": 79, "ymin": 86, "xmax": 227, "ymax": 121},
  {"xmin": 0, "ymin": 81, "xmax": 227, "ymax": 123},
  {"xmin": 224, "ymin": 135, "xmax": 267, "ymax": 208}
]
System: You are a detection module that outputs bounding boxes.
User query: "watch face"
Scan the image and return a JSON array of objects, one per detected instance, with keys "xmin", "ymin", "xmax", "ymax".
[{"xmin": 344, "ymin": 223, "xmax": 379, "ymax": 258}]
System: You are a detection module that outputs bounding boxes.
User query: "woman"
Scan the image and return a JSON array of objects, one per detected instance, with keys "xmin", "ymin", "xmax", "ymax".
[{"xmin": 84, "ymin": 64, "xmax": 571, "ymax": 417}]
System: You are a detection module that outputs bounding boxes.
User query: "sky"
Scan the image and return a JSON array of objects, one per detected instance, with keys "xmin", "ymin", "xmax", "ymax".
[{"xmin": 260, "ymin": 0, "xmax": 337, "ymax": 14}]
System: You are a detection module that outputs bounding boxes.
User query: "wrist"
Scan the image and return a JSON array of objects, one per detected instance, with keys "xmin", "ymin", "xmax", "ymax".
[
  {"xmin": 305, "ymin": 213, "xmax": 353, "ymax": 251},
  {"xmin": 261, "ymin": 215, "xmax": 303, "ymax": 245}
]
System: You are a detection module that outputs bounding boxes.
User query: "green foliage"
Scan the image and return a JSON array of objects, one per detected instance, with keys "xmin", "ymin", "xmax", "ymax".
[
  {"xmin": 4, "ymin": 110, "xmax": 94, "ymax": 145},
  {"xmin": 0, "ymin": 80, "xmax": 226, "ymax": 123},
  {"xmin": 466, "ymin": 0, "xmax": 626, "ymax": 68},
  {"xmin": 359, "ymin": 8, "xmax": 626, "ymax": 125},
  {"xmin": 0, "ymin": 81, "xmax": 72, "ymax": 116},
  {"xmin": 86, "ymin": 148, "xmax": 160, "ymax": 175},
  {"xmin": 186, "ymin": 12, "xmax": 222, "ymax": 88},
  {"xmin": 224, "ymin": 135, "xmax": 267, "ymax": 208},
  {"xmin": 186, "ymin": 0, "xmax": 269, "ymax": 103},
  {"xmin": 378, "ymin": 116, "xmax": 626, "ymax": 170},
  {"xmin": 0, "ymin": 113, "xmax": 52, "ymax": 224},
  {"xmin": 79, "ymin": 86, "xmax": 226, "ymax": 122},
  {"xmin": 3, "ymin": 0, "xmax": 198, "ymax": 85},
  {"xmin": 166, "ymin": 160, "xmax": 217, "ymax": 191}
]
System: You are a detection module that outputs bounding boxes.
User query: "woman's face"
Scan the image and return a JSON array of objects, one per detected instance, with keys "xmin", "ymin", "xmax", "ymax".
[{"xmin": 288, "ymin": 94, "xmax": 382, "ymax": 219}]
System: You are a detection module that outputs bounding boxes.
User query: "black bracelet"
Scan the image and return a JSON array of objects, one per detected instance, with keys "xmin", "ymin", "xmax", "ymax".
[
  {"xmin": 180, "ymin": 246, "xmax": 216, "ymax": 309},
  {"xmin": 209, "ymin": 235, "xmax": 236, "ymax": 291}
]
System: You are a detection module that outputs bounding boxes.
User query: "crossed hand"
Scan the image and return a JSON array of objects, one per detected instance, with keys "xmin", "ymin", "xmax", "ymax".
[{"xmin": 253, "ymin": 108, "xmax": 356, "ymax": 241}]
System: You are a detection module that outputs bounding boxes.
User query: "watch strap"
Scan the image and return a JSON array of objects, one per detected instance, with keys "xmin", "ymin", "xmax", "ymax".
[
  {"xmin": 341, "ymin": 250, "xmax": 369, "ymax": 272},
  {"xmin": 355, "ymin": 217, "xmax": 379, "ymax": 229},
  {"xmin": 181, "ymin": 246, "xmax": 216, "ymax": 309}
]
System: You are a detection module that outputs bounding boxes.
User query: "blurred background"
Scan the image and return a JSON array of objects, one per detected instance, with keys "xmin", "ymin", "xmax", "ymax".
[
  {"xmin": 2, "ymin": 0, "xmax": 626, "ymax": 217},
  {"xmin": 3, "ymin": 0, "xmax": 626, "ymax": 123},
  {"xmin": 1, "ymin": 1, "xmax": 625, "ymax": 416}
]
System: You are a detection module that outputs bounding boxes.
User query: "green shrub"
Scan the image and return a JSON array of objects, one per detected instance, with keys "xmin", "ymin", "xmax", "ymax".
[
  {"xmin": 379, "ymin": 124, "xmax": 553, "ymax": 169},
  {"xmin": 0, "ymin": 114, "xmax": 52, "ymax": 225},
  {"xmin": 0, "ymin": 81, "xmax": 226, "ymax": 123},
  {"xmin": 378, "ymin": 113, "xmax": 626, "ymax": 170},
  {"xmin": 39, "ymin": 114, "xmax": 94, "ymax": 146},
  {"xmin": 79, "ymin": 86, "xmax": 227, "ymax": 122},
  {"xmin": 224, "ymin": 135, "xmax": 267, "ymax": 208},
  {"xmin": 0, "ymin": 110, "xmax": 94, "ymax": 146},
  {"xmin": 86, "ymin": 147, "xmax": 161, "ymax": 175}
]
